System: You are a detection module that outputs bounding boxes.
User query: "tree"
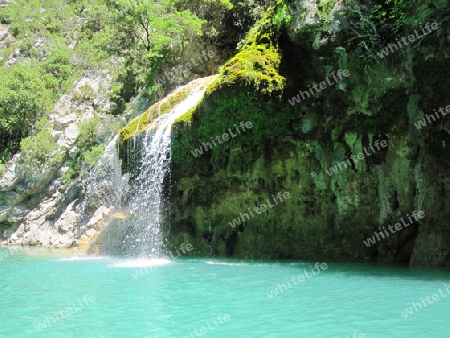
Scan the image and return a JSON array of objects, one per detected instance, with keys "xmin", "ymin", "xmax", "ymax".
[
  {"xmin": 105, "ymin": 0, "xmax": 206, "ymax": 108},
  {"xmin": 0, "ymin": 64, "xmax": 56, "ymax": 154}
]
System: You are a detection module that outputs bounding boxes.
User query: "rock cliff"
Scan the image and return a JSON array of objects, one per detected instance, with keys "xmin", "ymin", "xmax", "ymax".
[{"xmin": 159, "ymin": 0, "xmax": 450, "ymax": 266}]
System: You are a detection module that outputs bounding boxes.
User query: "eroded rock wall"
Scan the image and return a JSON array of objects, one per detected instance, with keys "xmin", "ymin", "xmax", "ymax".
[{"xmin": 163, "ymin": 0, "xmax": 450, "ymax": 266}]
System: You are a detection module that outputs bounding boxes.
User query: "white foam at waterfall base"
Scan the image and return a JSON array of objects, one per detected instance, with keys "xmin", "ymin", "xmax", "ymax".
[
  {"xmin": 121, "ymin": 77, "xmax": 217, "ymax": 258},
  {"xmin": 111, "ymin": 258, "xmax": 172, "ymax": 268}
]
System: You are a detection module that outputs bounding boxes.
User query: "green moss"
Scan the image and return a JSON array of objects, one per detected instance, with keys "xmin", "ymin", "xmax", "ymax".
[
  {"xmin": 170, "ymin": 4, "xmax": 305, "ymax": 171},
  {"xmin": 174, "ymin": 105, "xmax": 197, "ymax": 126},
  {"xmin": 317, "ymin": 0, "xmax": 339, "ymax": 24},
  {"xmin": 210, "ymin": 4, "xmax": 285, "ymax": 96},
  {"xmin": 119, "ymin": 83, "xmax": 193, "ymax": 143}
]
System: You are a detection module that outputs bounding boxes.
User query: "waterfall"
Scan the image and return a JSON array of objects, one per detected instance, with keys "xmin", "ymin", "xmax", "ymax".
[
  {"xmin": 120, "ymin": 117, "xmax": 173, "ymax": 258},
  {"xmin": 81, "ymin": 135, "xmax": 129, "ymax": 220},
  {"xmin": 93, "ymin": 75, "xmax": 218, "ymax": 258}
]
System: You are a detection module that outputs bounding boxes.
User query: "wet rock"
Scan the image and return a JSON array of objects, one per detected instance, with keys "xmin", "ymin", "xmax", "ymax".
[{"xmin": 86, "ymin": 206, "xmax": 114, "ymax": 230}]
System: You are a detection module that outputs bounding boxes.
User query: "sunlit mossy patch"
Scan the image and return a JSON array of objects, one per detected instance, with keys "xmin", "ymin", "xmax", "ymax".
[
  {"xmin": 209, "ymin": 3, "xmax": 285, "ymax": 96},
  {"xmin": 119, "ymin": 84, "xmax": 193, "ymax": 143}
]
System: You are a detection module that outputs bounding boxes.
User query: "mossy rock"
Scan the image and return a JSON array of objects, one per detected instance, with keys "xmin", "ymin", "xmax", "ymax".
[
  {"xmin": 173, "ymin": 105, "xmax": 198, "ymax": 126},
  {"xmin": 119, "ymin": 84, "xmax": 194, "ymax": 143},
  {"xmin": 209, "ymin": 4, "xmax": 285, "ymax": 96}
]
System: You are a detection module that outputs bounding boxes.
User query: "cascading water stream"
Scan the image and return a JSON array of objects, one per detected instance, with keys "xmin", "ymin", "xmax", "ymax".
[
  {"xmin": 81, "ymin": 135, "xmax": 129, "ymax": 219},
  {"xmin": 115, "ymin": 76, "xmax": 218, "ymax": 258},
  {"xmin": 121, "ymin": 124, "xmax": 172, "ymax": 258}
]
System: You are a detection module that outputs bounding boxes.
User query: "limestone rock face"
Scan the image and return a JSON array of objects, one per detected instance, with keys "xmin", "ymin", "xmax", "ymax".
[
  {"xmin": 0, "ymin": 60, "xmax": 122, "ymax": 248},
  {"xmin": 0, "ymin": 156, "xmax": 23, "ymax": 192},
  {"xmin": 0, "ymin": 206, "xmax": 9, "ymax": 223}
]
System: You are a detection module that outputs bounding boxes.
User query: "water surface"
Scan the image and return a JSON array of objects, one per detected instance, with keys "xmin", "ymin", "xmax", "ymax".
[{"xmin": 1, "ymin": 248, "xmax": 449, "ymax": 337}]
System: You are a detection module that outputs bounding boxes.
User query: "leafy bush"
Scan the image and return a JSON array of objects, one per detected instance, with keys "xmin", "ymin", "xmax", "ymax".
[
  {"xmin": 61, "ymin": 118, "xmax": 103, "ymax": 183},
  {"xmin": 77, "ymin": 118, "xmax": 101, "ymax": 149},
  {"xmin": 83, "ymin": 144, "xmax": 105, "ymax": 169},
  {"xmin": 348, "ymin": 0, "xmax": 447, "ymax": 73},
  {"xmin": 74, "ymin": 83, "xmax": 96, "ymax": 102},
  {"xmin": 20, "ymin": 118, "xmax": 65, "ymax": 166},
  {"xmin": 0, "ymin": 64, "xmax": 57, "ymax": 154},
  {"xmin": 41, "ymin": 46, "xmax": 75, "ymax": 92}
]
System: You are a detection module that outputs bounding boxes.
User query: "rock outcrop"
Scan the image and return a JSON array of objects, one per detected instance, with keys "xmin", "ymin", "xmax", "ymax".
[
  {"xmin": 0, "ymin": 66, "xmax": 123, "ymax": 248},
  {"xmin": 156, "ymin": 0, "xmax": 450, "ymax": 266}
]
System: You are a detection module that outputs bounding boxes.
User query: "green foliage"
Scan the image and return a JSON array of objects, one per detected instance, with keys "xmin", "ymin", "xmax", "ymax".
[
  {"xmin": 366, "ymin": 0, "xmax": 435, "ymax": 37},
  {"xmin": 214, "ymin": 5, "xmax": 285, "ymax": 96},
  {"xmin": 0, "ymin": 0, "xmax": 106, "ymax": 156},
  {"xmin": 316, "ymin": 0, "xmax": 338, "ymax": 24},
  {"xmin": 41, "ymin": 46, "xmax": 75, "ymax": 92},
  {"xmin": 171, "ymin": 3, "xmax": 291, "ymax": 170},
  {"xmin": 105, "ymin": 0, "xmax": 207, "ymax": 110},
  {"xmin": 74, "ymin": 84, "xmax": 96, "ymax": 102},
  {"xmin": 62, "ymin": 118, "xmax": 104, "ymax": 183},
  {"xmin": 2, "ymin": 0, "xmax": 75, "ymax": 39},
  {"xmin": 172, "ymin": 86, "xmax": 294, "ymax": 170},
  {"xmin": 83, "ymin": 144, "xmax": 105, "ymax": 169},
  {"xmin": 20, "ymin": 118, "xmax": 65, "ymax": 166},
  {"xmin": 270, "ymin": 2, "xmax": 292, "ymax": 29},
  {"xmin": 63, "ymin": 165, "xmax": 79, "ymax": 183},
  {"xmin": 174, "ymin": 0, "xmax": 233, "ymax": 47},
  {"xmin": 348, "ymin": 0, "xmax": 447, "ymax": 73},
  {"xmin": 347, "ymin": 8, "xmax": 383, "ymax": 72},
  {"xmin": 0, "ymin": 149, "xmax": 12, "ymax": 167},
  {"xmin": 77, "ymin": 118, "xmax": 101, "ymax": 149},
  {"xmin": 215, "ymin": 0, "xmax": 272, "ymax": 52},
  {"xmin": 0, "ymin": 63, "xmax": 57, "ymax": 154},
  {"xmin": 0, "ymin": 160, "xmax": 4, "ymax": 177}
]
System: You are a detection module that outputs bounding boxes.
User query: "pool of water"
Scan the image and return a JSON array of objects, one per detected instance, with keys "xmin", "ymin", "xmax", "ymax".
[{"xmin": 1, "ymin": 247, "xmax": 449, "ymax": 337}]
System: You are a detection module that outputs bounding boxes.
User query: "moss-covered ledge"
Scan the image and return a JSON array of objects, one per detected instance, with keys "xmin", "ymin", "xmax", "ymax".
[
  {"xmin": 207, "ymin": 3, "xmax": 285, "ymax": 97},
  {"xmin": 118, "ymin": 83, "xmax": 197, "ymax": 144}
]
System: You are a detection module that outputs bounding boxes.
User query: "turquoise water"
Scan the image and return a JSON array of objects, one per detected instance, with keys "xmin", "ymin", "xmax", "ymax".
[{"xmin": 1, "ymin": 248, "xmax": 449, "ymax": 337}]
